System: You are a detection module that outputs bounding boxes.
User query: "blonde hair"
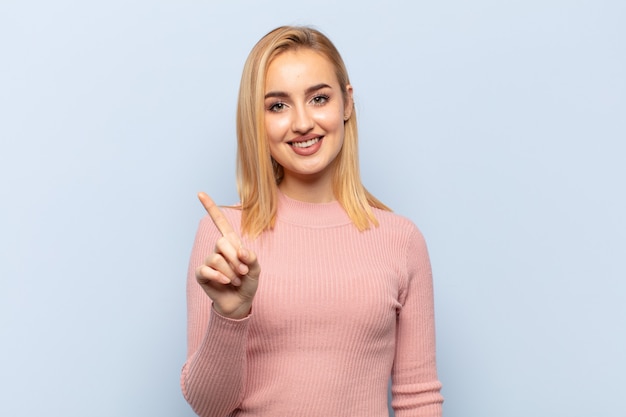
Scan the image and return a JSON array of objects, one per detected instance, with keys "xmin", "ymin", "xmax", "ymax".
[{"xmin": 236, "ymin": 25, "xmax": 390, "ymax": 237}]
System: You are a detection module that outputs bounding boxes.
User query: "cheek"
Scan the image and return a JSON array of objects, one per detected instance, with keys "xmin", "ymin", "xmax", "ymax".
[
  {"xmin": 315, "ymin": 107, "xmax": 344, "ymax": 130},
  {"xmin": 264, "ymin": 115, "xmax": 290, "ymax": 143}
]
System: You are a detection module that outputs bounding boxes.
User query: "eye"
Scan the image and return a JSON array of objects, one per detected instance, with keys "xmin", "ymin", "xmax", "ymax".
[
  {"xmin": 267, "ymin": 102, "xmax": 287, "ymax": 112},
  {"xmin": 311, "ymin": 94, "xmax": 329, "ymax": 106}
]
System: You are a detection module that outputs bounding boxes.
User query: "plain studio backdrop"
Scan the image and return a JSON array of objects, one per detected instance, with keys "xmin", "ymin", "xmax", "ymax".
[{"xmin": 1, "ymin": 1, "xmax": 624, "ymax": 416}]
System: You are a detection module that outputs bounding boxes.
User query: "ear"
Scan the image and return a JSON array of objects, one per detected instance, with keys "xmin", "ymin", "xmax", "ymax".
[{"xmin": 343, "ymin": 84, "xmax": 354, "ymax": 121}]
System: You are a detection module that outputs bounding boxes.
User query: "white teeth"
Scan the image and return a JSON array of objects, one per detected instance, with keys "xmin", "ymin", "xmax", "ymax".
[{"xmin": 291, "ymin": 138, "xmax": 319, "ymax": 148}]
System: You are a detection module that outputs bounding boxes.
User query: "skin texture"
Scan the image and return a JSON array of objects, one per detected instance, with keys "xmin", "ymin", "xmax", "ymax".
[
  {"xmin": 196, "ymin": 49, "xmax": 354, "ymax": 318},
  {"xmin": 195, "ymin": 192, "xmax": 260, "ymax": 319},
  {"xmin": 264, "ymin": 49, "xmax": 353, "ymax": 203}
]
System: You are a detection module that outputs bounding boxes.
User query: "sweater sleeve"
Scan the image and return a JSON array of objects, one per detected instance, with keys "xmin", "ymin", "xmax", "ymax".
[
  {"xmin": 180, "ymin": 215, "xmax": 250, "ymax": 417},
  {"xmin": 391, "ymin": 225, "xmax": 444, "ymax": 417}
]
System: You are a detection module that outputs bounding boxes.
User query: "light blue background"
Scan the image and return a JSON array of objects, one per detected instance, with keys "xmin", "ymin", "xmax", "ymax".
[{"xmin": 1, "ymin": 1, "xmax": 624, "ymax": 416}]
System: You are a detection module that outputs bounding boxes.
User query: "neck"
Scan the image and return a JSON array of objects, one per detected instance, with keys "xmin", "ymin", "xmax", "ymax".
[{"xmin": 278, "ymin": 174, "xmax": 335, "ymax": 203}]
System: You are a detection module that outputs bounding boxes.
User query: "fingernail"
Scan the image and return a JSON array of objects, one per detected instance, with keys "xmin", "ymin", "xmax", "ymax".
[
  {"xmin": 231, "ymin": 276, "xmax": 242, "ymax": 286},
  {"xmin": 238, "ymin": 264, "xmax": 249, "ymax": 275}
]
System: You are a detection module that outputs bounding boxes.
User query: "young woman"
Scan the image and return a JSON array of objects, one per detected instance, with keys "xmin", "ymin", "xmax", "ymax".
[{"xmin": 181, "ymin": 26, "xmax": 443, "ymax": 417}]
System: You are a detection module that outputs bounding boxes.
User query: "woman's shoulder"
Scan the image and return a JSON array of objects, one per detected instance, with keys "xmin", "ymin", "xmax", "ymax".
[
  {"xmin": 370, "ymin": 207, "xmax": 428, "ymax": 246},
  {"xmin": 372, "ymin": 207, "xmax": 421, "ymax": 232}
]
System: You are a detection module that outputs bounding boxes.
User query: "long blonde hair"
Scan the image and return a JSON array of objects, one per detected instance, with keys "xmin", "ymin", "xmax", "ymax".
[{"xmin": 236, "ymin": 26, "xmax": 390, "ymax": 237}]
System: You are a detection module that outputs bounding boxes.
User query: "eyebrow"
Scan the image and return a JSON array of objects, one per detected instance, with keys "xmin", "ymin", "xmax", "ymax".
[{"xmin": 264, "ymin": 83, "xmax": 332, "ymax": 99}]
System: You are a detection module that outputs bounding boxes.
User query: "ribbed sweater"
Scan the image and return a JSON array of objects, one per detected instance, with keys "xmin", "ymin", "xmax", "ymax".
[{"xmin": 181, "ymin": 192, "xmax": 443, "ymax": 416}]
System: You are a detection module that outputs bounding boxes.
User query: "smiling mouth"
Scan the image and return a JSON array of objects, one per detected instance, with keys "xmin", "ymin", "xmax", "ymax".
[{"xmin": 290, "ymin": 137, "xmax": 321, "ymax": 148}]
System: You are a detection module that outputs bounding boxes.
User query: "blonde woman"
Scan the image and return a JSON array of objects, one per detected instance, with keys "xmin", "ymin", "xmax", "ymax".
[{"xmin": 181, "ymin": 26, "xmax": 443, "ymax": 417}]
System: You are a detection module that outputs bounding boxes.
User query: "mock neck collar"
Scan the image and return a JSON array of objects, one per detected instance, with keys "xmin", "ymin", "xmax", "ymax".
[{"xmin": 276, "ymin": 190, "xmax": 352, "ymax": 228}]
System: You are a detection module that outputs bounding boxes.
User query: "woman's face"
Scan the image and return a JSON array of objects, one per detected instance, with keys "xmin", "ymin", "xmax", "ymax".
[{"xmin": 264, "ymin": 49, "xmax": 352, "ymax": 188}]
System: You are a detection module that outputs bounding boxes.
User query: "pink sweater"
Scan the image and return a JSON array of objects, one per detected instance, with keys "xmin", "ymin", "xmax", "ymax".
[{"xmin": 181, "ymin": 192, "xmax": 443, "ymax": 416}]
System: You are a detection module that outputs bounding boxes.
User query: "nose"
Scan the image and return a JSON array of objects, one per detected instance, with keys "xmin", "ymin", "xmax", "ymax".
[{"xmin": 291, "ymin": 105, "xmax": 314, "ymax": 134}]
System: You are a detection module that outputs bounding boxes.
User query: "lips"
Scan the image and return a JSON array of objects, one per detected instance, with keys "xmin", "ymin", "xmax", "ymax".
[
  {"xmin": 290, "ymin": 137, "xmax": 320, "ymax": 148},
  {"xmin": 287, "ymin": 134, "xmax": 324, "ymax": 156},
  {"xmin": 288, "ymin": 134, "xmax": 323, "ymax": 148}
]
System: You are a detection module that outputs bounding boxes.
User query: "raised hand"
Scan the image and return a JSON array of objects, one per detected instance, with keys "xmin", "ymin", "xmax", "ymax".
[{"xmin": 195, "ymin": 192, "xmax": 260, "ymax": 319}]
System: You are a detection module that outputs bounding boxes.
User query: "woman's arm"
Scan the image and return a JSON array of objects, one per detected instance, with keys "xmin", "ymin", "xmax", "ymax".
[
  {"xmin": 391, "ymin": 226, "xmax": 444, "ymax": 417},
  {"xmin": 180, "ymin": 207, "xmax": 257, "ymax": 417}
]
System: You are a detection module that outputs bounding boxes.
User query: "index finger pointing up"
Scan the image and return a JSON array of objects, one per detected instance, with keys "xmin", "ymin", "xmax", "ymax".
[{"xmin": 198, "ymin": 192, "xmax": 237, "ymax": 238}]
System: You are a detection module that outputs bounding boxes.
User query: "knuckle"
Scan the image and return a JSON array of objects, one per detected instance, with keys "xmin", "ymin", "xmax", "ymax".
[
  {"xmin": 195, "ymin": 265, "xmax": 212, "ymax": 281},
  {"xmin": 195, "ymin": 265, "xmax": 204, "ymax": 278},
  {"xmin": 206, "ymin": 253, "xmax": 222, "ymax": 268},
  {"xmin": 215, "ymin": 236, "xmax": 231, "ymax": 252},
  {"xmin": 206, "ymin": 255, "xmax": 237, "ymax": 280}
]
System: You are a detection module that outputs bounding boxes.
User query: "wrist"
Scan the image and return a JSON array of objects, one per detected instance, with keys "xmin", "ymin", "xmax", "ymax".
[{"xmin": 213, "ymin": 303, "xmax": 252, "ymax": 320}]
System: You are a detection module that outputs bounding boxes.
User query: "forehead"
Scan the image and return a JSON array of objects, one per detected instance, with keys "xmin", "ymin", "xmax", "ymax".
[{"xmin": 265, "ymin": 49, "xmax": 338, "ymax": 90}]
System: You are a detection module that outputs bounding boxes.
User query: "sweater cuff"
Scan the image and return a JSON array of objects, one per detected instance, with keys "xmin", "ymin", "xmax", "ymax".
[
  {"xmin": 191, "ymin": 306, "xmax": 251, "ymax": 370},
  {"xmin": 210, "ymin": 304, "xmax": 253, "ymax": 323}
]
